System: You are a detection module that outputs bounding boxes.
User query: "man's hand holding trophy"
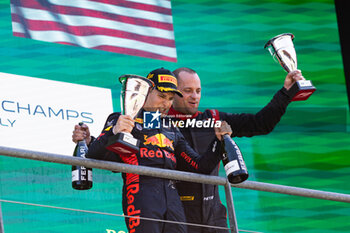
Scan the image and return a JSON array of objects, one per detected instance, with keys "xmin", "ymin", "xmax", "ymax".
[{"xmin": 106, "ymin": 75, "xmax": 154, "ymax": 155}]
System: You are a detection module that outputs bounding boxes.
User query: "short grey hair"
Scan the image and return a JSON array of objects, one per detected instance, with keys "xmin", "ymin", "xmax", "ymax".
[{"xmin": 172, "ymin": 67, "xmax": 197, "ymax": 79}]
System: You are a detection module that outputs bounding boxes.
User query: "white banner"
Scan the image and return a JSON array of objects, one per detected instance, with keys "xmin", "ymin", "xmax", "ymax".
[{"xmin": 0, "ymin": 72, "xmax": 113, "ymax": 155}]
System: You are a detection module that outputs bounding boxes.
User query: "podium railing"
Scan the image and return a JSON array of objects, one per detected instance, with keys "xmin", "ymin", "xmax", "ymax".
[{"xmin": 1, "ymin": 145, "xmax": 350, "ymax": 233}]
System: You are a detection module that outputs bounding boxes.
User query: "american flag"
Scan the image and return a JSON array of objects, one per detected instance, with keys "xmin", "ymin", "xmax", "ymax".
[{"xmin": 10, "ymin": 0, "xmax": 177, "ymax": 62}]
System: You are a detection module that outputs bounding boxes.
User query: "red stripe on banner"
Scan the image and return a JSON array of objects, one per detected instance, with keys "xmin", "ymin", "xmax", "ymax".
[
  {"xmin": 93, "ymin": 45, "xmax": 177, "ymax": 62},
  {"xmin": 11, "ymin": 0, "xmax": 173, "ymax": 30},
  {"xmin": 12, "ymin": 14, "xmax": 175, "ymax": 47},
  {"xmin": 13, "ymin": 31, "xmax": 25, "ymax": 37},
  {"xmin": 57, "ymin": 41, "xmax": 78, "ymax": 46},
  {"xmin": 88, "ymin": 0, "xmax": 172, "ymax": 15}
]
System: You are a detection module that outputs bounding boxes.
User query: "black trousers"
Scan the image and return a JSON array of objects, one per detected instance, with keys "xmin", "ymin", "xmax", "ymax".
[
  {"xmin": 122, "ymin": 176, "xmax": 187, "ymax": 233},
  {"xmin": 183, "ymin": 202, "xmax": 229, "ymax": 233}
]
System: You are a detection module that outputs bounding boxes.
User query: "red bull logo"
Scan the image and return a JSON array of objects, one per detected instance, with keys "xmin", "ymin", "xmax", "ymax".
[
  {"xmin": 140, "ymin": 148, "xmax": 176, "ymax": 164},
  {"xmin": 144, "ymin": 133, "xmax": 174, "ymax": 150},
  {"xmin": 119, "ymin": 155, "xmax": 140, "ymax": 233}
]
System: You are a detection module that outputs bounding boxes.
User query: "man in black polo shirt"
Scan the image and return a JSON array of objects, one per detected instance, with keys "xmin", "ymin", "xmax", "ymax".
[{"xmin": 169, "ymin": 67, "xmax": 304, "ymax": 233}]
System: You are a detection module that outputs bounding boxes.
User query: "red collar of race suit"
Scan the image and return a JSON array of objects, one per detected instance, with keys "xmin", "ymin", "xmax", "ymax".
[{"xmin": 167, "ymin": 106, "xmax": 199, "ymax": 120}]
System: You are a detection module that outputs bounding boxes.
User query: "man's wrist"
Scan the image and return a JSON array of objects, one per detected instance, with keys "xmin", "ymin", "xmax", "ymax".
[{"xmin": 281, "ymin": 86, "xmax": 297, "ymax": 101}]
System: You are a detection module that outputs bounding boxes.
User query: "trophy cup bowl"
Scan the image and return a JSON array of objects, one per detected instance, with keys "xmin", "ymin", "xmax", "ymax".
[
  {"xmin": 264, "ymin": 33, "xmax": 316, "ymax": 101},
  {"xmin": 106, "ymin": 74, "xmax": 154, "ymax": 155}
]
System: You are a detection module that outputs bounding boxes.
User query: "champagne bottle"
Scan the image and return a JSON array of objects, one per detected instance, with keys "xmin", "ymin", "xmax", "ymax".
[
  {"xmin": 72, "ymin": 123, "xmax": 92, "ymax": 190},
  {"xmin": 222, "ymin": 134, "xmax": 248, "ymax": 184}
]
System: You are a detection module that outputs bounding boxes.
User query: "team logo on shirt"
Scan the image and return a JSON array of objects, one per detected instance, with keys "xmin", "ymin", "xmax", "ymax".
[{"xmin": 143, "ymin": 133, "xmax": 174, "ymax": 150}]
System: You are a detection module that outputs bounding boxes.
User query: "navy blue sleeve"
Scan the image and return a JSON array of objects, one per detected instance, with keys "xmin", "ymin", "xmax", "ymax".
[{"xmin": 86, "ymin": 113, "xmax": 122, "ymax": 163}]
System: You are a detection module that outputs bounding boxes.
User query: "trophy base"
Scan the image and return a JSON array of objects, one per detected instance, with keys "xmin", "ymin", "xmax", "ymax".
[
  {"xmin": 106, "ymin": 132, "xmax": 140, "ymax": 156},
  {"xmin": 290, "ymin": 80, "xmax": 316, "ymax": 101}
]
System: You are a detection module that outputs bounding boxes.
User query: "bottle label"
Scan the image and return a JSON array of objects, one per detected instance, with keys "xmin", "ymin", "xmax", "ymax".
[
  {"xmin": 72, "ymin": 168, "xmax": 92, "ymax": 182},
  {"xmin": 79, "ymin": 144, "xmax": 87, "ymax": 158},
  {"xmin": 72, "ymin": 169, "xmax": 80, "ymax": 181},
  {"xmin": 224, "ymin": 160, "xmax": 240, "ymax": 175},
  {"xmin": 88, "ymin": 170, "xmax": 92, "ymax": 181}
]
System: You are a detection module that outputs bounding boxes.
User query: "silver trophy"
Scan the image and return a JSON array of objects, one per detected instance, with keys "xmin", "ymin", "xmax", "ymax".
[
  {"xmin": 106, "ymin": 75, "xmax": 153, "ymax": 155},
  {"xmin": 264, "ymin": 33, "xmax": 316, "ymax": 101}
]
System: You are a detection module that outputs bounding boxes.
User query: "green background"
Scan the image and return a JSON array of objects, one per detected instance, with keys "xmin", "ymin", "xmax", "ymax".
[{"xmin": 1, "ymin": 0, "xmax": 349, "ymax": 232}]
